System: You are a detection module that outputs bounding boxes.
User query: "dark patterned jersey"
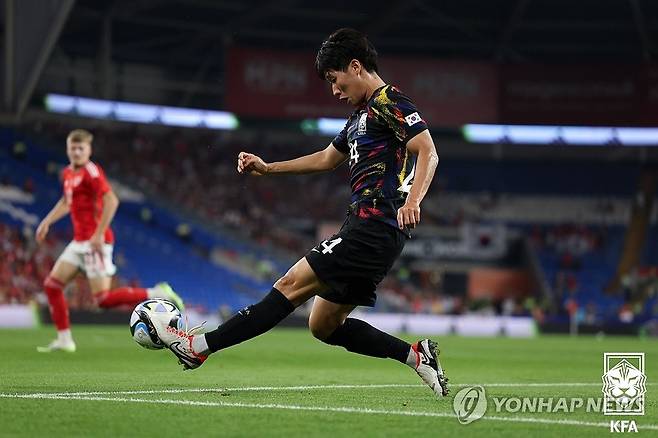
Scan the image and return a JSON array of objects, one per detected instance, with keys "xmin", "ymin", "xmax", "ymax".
[{"xmin": 332, "ymin": 84, "xmax": 428, "ymax": 230}]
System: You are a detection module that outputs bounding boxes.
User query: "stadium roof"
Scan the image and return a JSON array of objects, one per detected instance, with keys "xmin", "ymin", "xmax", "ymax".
[
  {"xmin": 64, "ymin": 0, "xmax": 657, "ymax": 64},
  {"xmin": 2, "ymin": 0, "xmax": 657, "ymax": 119},
  {"xmin": 54, "ymin": 0, "xmax": 657, "ymax": 107}
]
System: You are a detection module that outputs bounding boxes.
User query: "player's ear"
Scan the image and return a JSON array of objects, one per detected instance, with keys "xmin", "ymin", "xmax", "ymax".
[{"xmin": 350, "ymin": 59, "xmax": 361, "ymax": 75}]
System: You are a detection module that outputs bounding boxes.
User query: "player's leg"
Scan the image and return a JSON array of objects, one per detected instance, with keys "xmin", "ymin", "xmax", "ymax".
[
  {"xmin": 91, "ymin": 280, "xmax": 185, "ymax": 311},
  {"xmin": 309, "ymin": 296, "xmax": 411, "ymax": 361},
  {"xmin": 195, "ymin": 256, "xmax": 326, "ymax": 352},
  {"xmin": 153, "ymin": 256, "xmax": 327, "ymax": 369},
  {"xmin": 87, "ymin": 244, "xmax": 185, "ymax": 311},
  {"xmin": 37, "ymin": 255, "xmax": 79, "ymax": 353},
  {"xmin": 309, "ymin": 296, "xmax": 449, "ymax": 396}
]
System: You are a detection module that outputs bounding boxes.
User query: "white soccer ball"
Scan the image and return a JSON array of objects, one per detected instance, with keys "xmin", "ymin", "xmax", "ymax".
[{"xmin": 129, "ymin": 299, "xmax": 182, "ymax": 350}]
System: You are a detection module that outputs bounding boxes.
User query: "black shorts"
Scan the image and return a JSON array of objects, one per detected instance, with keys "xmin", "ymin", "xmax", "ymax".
[{"xmin": 305, "ymin": 215, "xmax": 407, "ymax": 307}]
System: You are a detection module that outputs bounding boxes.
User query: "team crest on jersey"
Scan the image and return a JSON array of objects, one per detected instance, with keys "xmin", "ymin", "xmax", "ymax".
[
  {"xmin": 405, "ymin": 112, "xmax": 422, "ymax": 126},
  {"xmin": 69, "ymin": 176, "xmax": 83, "ymax": 187},
  {"xmin": 357, "ymin": 112, "xmax": 368, "ymax": 136}
]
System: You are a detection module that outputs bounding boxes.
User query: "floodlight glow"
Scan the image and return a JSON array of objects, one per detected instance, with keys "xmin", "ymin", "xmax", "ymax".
[
  {"xmin": 115, "ymin": 102, "xmax": 159, "ymax": 123},
  {"xmin": 43, "ymin": 94, "xmax": 239, "ymax": 130},
  {"xmin": 317, "ymin": 118, "xmax": 348, "ymax": 136},
  {"xmin": 76, "ymin": 97, "xmax": 113, "ymax": 118},
  {"xmin": 561, "ymin": 127, "xmax": 613, "ymax": 145},
  {"xmin": 204, "ymin": 111, "xmax": 239, "ymax": 130},
  {"xmin": 463, "ymin": 124, "xmax": 658, "ymax": 146},
  {"xmin": 616, "ymin": 128, "xmax": 658, "ymax": 146},
  {"xmin": 44, "ymin": 94, "xmax": 75, "ymax": 113},
  {"xmin": 507, "ymin": 125, "xmax": 560, "ymax": 144},
  {"xmin": 160, "ymin": 107, "xmax": 203, "ymax": 127},
  {"xmin": 462, "ymin": 124, "xmax": 505, "ymax": 143}
]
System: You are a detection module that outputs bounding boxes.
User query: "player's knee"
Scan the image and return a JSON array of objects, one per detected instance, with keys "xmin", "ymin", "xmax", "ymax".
[
  {"xmin": 308, "ymin": 316, "xmax": 337, "ymax": 341},
  {"xmin": 43, "ymin": 276, "xmax": 64, "ymax": 294},
  {"xmin": 308, "ymin": 321, "xmax": 331, "ymax": 341},
  {"xmin": 94, "ymin": 291, "xmax": 111, "ymax": 308},
  {"xmin": 274, "ymin": 271, "xmax": 296, "ymax": 293}
]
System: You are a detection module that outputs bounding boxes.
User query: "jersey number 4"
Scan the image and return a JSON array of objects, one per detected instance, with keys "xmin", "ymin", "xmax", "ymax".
[
  {"xmin": 398, "ymin": 163, "xmax": 416, "ymax": 194},
  {"xmin": 320, "ymin": 237, "xmax": 342, "ymax": 254},
  {"xmin": 349, "ymin": 141, "xmax": 359, "ymax": 165}
]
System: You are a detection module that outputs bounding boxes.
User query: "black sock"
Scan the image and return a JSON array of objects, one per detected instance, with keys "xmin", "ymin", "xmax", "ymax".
[
  {"xmin": 324, "ymin": 318, "xmax": 410, "ymax": 363},
  {"xmin": 204, "ymin": 288, "xmax": 294, "ymax": 353}
]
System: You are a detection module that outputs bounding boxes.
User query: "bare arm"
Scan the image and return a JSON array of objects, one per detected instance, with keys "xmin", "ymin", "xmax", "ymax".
[
  {"xmin": 89, "ymin": 190, "xmax": 119, "ymax": 250},
  {"xmin": 396, "ymin": 130, "xmax": 439, "ymax": 229},
  {"xmin": 35, "ymin": 197, "xmax": 70, "ymax": 243},
  {"xmin": 237, "ymin": 144, "xmax": 347, "ymax": 176}
]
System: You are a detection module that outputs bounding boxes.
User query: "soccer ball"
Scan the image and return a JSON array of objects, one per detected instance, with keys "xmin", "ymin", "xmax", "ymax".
[{"xmin": 129, "ymin": 299, "xmax": 181, "ymax": 350}]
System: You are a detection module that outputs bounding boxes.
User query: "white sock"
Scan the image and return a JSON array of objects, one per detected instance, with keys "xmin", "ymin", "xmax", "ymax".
[
  {"xmin": 191, "ymin": 334, "xmax": 210, "ymax": 355},
  {"xmin": 58, "ymin": 329, "xmax": 73, "ymax": 344},
  {"xmin": 405, "ymin": 345, "xmax": 418, "ymax": 369}
]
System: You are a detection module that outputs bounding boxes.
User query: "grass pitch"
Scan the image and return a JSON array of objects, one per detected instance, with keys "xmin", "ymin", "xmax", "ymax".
[{"xmin": 0, "ymin": 326, "xmax": 655, "ymax": 437}]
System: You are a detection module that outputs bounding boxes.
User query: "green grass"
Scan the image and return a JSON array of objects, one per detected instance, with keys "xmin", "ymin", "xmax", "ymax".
[{"xmin": 0, "ymin": 326, "xmax": 656, "ymax": 437}]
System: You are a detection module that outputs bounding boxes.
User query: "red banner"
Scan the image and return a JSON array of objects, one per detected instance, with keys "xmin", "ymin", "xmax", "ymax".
[
  {"xmin": 226, "ymin": 47, "xmax": 658, "ymax": 126},
  {"xmin": 379, "ymin": 58, "xmax": 498, "ymax": 125},
  {"xmin": 499, "ymin": 65, "xmax": 646, "ymax": 126},
  {"xmin": 225, "ymin": 47, "xmax": 346, "ymax": 119},
  {"xmin": 225, "ymin": 47, "xmax": 498, "ymax": 124}
]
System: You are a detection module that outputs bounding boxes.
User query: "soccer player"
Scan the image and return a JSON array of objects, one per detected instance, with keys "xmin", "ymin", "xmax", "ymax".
[
  {"xmin": 36, "ymin": 129, "xmax": 183, "ymax": 352},
  {"xmin": 154, "ymin": 28, "xmax": 448, "ymax": 397}
]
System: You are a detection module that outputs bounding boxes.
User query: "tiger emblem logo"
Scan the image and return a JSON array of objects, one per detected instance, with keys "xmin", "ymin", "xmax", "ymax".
[{"xmin": 602, "ymin": 357, "xmax": 646, "ymax": 414}]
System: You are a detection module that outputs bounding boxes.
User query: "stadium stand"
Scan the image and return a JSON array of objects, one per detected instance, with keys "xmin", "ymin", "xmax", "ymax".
[{"xmin": 3, "ymin": 124, "xmax": 656, "ymax": 325}]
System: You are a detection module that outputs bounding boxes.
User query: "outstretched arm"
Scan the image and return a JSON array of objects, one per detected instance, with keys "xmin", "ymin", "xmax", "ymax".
[
  {"xmin": 396, "ymin": 130, "xmax": 439, "ymax": 230},
  {"xmin": 237, "ymin": 144, "xmax": 347, "ymax": 176},
  {"xmin": 35, "ymin": 197, "xmax": 70, "ymax": 243}
]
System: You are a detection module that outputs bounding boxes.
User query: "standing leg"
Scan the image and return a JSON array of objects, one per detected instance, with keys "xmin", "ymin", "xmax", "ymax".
[
  {"xmin": 309, "ymin": 296, "xmax": 449, "ymax": 397},
  {"xmin": 309, "ymin": 296, "xmax": 411, "ymax": 363},
  {"xmin": 37, "ymin": 259, "xmax": 78, "ymax": 352}
]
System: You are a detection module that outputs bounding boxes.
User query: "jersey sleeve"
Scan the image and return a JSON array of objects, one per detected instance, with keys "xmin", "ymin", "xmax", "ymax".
[
  {"xmin": 331, "ymin": 118, "xmax": 351, "ymax": 154},
  {"xmin": 59, "ymin": 168, "xmax": 67, "ymax": 191},
  {"xmin": 89, "ymin": 164, "xmax": 112, "ymax": 196},
  {"xmin": 372, "ymin": 85, "xmax": 428, "ymax": 145}
]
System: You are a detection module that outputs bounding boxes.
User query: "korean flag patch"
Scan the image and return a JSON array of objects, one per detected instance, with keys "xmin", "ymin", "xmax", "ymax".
[{"xmin": 404, "ymin": 112, "xmax": 422, "ymax": 126}]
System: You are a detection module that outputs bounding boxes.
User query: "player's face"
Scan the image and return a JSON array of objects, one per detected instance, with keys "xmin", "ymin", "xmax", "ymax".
[
  {"xmin": 325, "ymin": 63, "xmax": 366, "ymax": 106},
  {"xmin": 66, "ymin": 140, "xmax": 91, "ymax": 168}
]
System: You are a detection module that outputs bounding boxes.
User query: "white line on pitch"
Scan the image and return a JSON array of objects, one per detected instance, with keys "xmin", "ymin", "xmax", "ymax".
[
  {"xmin": 1, "ymin": 393, "xmax": 655, "ymax": 431},
  {"xmin": 1, "ymin": 384, "xmax": 420, "ymax": 398},
  {"xmin": 2, "ymin": 382, "xmax": 644, "ymax": 398}
]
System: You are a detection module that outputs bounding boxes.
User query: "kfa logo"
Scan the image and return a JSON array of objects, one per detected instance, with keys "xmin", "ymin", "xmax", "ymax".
[
  {"xmin": 356, "ymin": 112, "xmax": 367, "ymax": 136},
  {"xmin": 610, "ymin": 420, "xmax": 638, "ymax": 433},
  {"xmin": 602, "ymin": 353, "xmax": 646, "ymax": 415}
]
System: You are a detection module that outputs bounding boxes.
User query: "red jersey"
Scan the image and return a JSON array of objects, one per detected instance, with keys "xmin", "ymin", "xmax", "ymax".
[{"xmin": 62, "ymin": 161, "xmax": 115, "ymax": 243}]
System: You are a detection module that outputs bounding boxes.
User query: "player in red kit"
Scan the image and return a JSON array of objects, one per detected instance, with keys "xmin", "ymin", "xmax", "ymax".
[{"xmin": 35, "ymin": 129, "xmax": 184, "ymax": 352}]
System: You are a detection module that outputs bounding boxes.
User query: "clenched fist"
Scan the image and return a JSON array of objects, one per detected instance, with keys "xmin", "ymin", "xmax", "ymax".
[{"xmin": 237, "ymin": 152, "xmax": 269, "ymax": 176}]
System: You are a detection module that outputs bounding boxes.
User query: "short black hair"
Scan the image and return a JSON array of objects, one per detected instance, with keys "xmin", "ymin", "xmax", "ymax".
[{"xmin": 315, "ymin": 28, "xmax": 378, "ymax": 80}]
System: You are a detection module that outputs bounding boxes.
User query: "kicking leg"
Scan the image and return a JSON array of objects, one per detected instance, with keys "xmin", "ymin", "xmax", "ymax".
[
  {"xmin": 154, "ymin": 256, "xmax": 328, "ymax": 369},
  {"xmin": 91, "ymin": 280, "xmax": 185, "ymax": 311},
  {"xmin": 310, "ymin": 297, "xmax": 449, "ymax": 397}
]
